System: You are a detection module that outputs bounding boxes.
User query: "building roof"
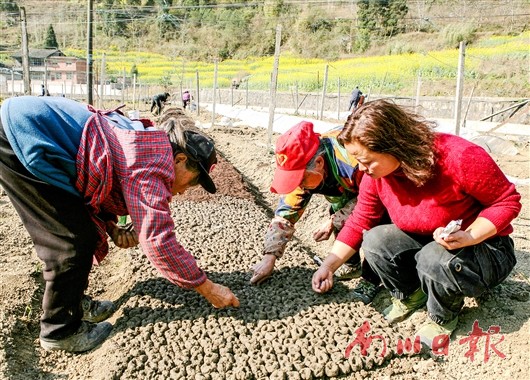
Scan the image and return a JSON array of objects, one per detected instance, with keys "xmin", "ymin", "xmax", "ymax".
[{"xmin": 11, "ymin": 48, "xmax": 65, "ymax": 59}]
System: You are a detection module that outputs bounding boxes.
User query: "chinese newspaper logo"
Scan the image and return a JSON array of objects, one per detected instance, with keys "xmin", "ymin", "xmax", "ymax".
[{"xmin": 345, "ymin": 320, "xmax": 506, "ymax": 362}]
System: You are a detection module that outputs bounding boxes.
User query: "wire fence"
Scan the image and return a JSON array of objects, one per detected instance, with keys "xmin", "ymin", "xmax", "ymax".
[{"xmin": 0, "ymin": 73, "xmax": 526, "ymax": 124}]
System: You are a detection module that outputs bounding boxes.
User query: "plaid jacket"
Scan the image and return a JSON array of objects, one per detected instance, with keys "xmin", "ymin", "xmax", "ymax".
[{"xmin": 75, "ymin": 106, "xmax": 206, "ymax": 288}]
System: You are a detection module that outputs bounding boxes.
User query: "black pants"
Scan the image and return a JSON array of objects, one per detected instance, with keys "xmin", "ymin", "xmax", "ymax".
[
  {"xmin": 151, "ymin": 99, "xmax": 163, "ymax": 114},
  {"xmin": 0, "ymin": 119, "xmax": 98, "ymax": 340},
  {"xmin": 362, "ymin": 224, "xmax": 516, "ymax": 323}
]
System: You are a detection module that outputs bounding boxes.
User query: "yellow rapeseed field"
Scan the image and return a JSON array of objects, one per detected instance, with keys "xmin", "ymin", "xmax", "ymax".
[{"xmin": 65, "ymin": 31, "xmax": 529, "ymax": 97}]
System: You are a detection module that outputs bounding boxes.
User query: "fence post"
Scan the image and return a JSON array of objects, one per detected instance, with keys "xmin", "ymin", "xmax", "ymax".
[
  {"xmin": 245, "ymin": 79, "xmax": 249, "ymax": 109},
  {"xmin": 337, "ymin": 76, "xmax": 341, "ymax": 120},
  {"xmin": 454, "ymin": 41, "xmax": 466, "ymax": 136},
  {"xmin": 415, "ymin": 71, "xmax": 422, "ymax": 111},
  {"xmin": 319, "ymin": 63, "xmax": 328, "ymax": 120},
  {"xmin": 212, "ymin": 59, "xmax": 218, "ymax": 128},
  {"xmin": 267, "ymin": 24, "xmax": 282, "ymax": 147},
  {"xmin": 195, "ymin": 70, "xmax": 200, "ymax": 116}
]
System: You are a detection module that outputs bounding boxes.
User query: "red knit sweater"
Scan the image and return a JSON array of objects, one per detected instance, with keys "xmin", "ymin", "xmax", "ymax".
[{"xmin": 337, "ymin": 133, "xmax": 522, "ymax": 251}]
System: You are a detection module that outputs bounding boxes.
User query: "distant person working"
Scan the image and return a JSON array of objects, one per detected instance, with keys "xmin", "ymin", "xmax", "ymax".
[
  {"xmin": 40, "ymin": 84, "xmax": 50, "ymax": 97},
  {"xmin": 348, "ymin": 86, "xmax": 363, "ymax": 112},
  {"xmin": 150, "ymin": 92, "xmax": 171, "ymax": 115},
  {"xmin": 182, "ymin": 90, "xmax": 192, "ymax": 109}
]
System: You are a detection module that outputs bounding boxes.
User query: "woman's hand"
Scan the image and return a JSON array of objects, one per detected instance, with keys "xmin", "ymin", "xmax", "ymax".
[
  {"xmin": 106, "ymin": 221, "xmax": 139, "ymax": 249},
  {"xmin": 433, "ymin": 229, "xmax": 474, "ymax": 250},
  {"xmin": 195, "ymin": 279, "xmax": 240, "ymax": 308},
  {"xmin": 433, "ymin": 217, "xmax": 497, "ymax": 250},
  {"xmin": 312, "ymin": 218, "xmax": 335, "ymax": 242},
  {"xmin": 312, "ymin": 264, "xmax": 334, "ymax": 294}
]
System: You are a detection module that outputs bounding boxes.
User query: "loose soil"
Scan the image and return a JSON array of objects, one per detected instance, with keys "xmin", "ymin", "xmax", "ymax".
[{"xmin": 0, "ymin": 109, "xmax": 528, "ymax": 380}]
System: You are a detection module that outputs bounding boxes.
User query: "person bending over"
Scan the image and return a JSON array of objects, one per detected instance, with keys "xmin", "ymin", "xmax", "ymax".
[
  {"xmin": 251, "ymin": 121, "xmax": 382, "ymax": 305},
  {"xmin": 0, "ymin": 97, "xmax": 239, "ymax": 353},
  {"xmin": 150, "ymin": 92, "xmax": 171, "ymax": 115}
]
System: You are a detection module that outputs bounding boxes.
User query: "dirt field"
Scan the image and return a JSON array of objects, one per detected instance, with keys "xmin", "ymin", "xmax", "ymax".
[{"xmin": 0, "ymin": 109, "xmax": 528, "ymax": 380}]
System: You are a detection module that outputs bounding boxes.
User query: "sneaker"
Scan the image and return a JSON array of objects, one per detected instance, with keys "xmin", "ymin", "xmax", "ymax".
[
  {"xmin": 81, "ymin": 295, "xmax": 116, "ymax": 323},
  {"xmin": 335, "ymin": 261, "xmax": 362, "ymax": 281},
  {"xmin": 416, "ymin": 316, "xmax": 458, "ymax": 350},
  {"xmin": 313, "ymin": 255, "xmax": 361, "ymax": 280},
  {"xmin": 383, "ymin": 288, "xmax": 427, "ymax": 324},
  {"xmin": 351, "ymin": 280, "xmax": 381, "ymax": 304},
  {"xmin": 40, "ymin": 321, "xmax": 112, "ymax": 352}
]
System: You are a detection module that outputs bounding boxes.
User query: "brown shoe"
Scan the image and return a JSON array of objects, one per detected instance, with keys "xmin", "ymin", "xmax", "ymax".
[{"xmin": 40, "ymin": 321, "xmax": 112, "ymax": 352}]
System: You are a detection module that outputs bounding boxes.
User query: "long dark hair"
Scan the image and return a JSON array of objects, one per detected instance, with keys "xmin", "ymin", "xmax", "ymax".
[{"xmin": 338, "ymin": 99, "xmax": 437, "ymax": 186}]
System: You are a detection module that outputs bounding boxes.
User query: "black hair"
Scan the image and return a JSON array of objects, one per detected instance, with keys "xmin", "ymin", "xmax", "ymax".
[{"xmin": 157, "ymin": 107, "xmax": 201, "ymax": 173}]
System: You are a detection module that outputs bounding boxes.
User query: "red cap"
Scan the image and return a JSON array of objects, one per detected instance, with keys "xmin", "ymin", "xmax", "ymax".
[{"xmin": 270, "ymin": 121, "xmax": 320, "ymax": 194}]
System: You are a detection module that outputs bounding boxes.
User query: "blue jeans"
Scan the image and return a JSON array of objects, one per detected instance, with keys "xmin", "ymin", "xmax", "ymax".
[{"xmin": 362, "ymin": 224, "xmax": 516, "ymax": 323}]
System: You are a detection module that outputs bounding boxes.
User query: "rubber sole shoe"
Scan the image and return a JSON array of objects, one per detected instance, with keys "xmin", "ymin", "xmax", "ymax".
[
  {"xmin": 40, "ymin": 321, "xmax": 112, "ymax": 352},
  {"xmin": 334, "ymin": 260, "xmax": 362, "ymax": 281},
  {"xmin": 416, "ymin": 316, "xmax": 458, "ymax": 350},
  {"xmin": 351, "ymin": 280, "xmax": 381, "ymax": 305},
  {"xmin": 82, "ymin": 296, "xmax": 116, "ymax": 323},
  {"xmin": 383, "ymin": 288, "xmax": 427, "ymax": 325}
]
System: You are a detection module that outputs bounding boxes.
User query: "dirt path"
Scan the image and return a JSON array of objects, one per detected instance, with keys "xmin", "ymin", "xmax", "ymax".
[{"xmin": 0, "ymin": 113, "xmax": 528, "ymax": 380}]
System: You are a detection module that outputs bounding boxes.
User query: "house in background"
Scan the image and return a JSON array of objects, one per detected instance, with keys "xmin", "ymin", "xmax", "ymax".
[
  {"xmin": 10, "ymin": 48, "xmax": 87, "ymax": 85},
  {"xmin": 1, "ymin": 47, "xmax": 127, "ymax": 100}
]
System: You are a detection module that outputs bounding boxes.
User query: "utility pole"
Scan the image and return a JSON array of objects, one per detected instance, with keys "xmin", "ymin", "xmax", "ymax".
[
  {"xmin": 87, "ymin": 0, "xmax": 94, "ymax": 105},
  {"xmin": 20, "ymin": 7, "xmax": 31, "ymax": 95}
]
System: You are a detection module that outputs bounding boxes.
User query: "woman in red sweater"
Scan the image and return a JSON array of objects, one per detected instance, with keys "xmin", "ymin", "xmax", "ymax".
[{"xmin": 311, "ymin": 99, "xmax": 521, "ymax": 349}]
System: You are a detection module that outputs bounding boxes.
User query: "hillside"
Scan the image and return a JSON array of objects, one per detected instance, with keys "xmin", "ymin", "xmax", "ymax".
[{"xmin": 0, "ymin": 0, "xmax": 528, "ymax": 98}]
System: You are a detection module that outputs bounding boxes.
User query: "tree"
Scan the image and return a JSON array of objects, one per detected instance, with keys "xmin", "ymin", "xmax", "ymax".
[
  {"xmin": 356, "ymin": 0, "xmax": 374, "ymax": 52},
  {"xmin": 385, "ymin": 0, "xmax": 408, "ymax": 36},
  {"xmin": 356, "ymin": 0, "xmax": 409, "ymax": 51},
  {"xmin": 0, "ymin": 0, "xmax": 19, "ymax": 13},
  {"xmin": 44, "ymin": 25, "xmax": 59, "ymax": 49},
  {"xmin": 131, "ymin": 64, "xmax": 139, "ymax": 78},
  {"xmin": 0, "ymin": 0, "xmax": 19, "ymax": 27}
]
